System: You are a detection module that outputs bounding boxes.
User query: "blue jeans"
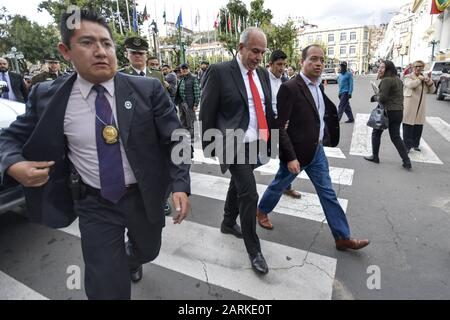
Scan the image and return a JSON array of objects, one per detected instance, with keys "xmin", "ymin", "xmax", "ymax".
[{"xmin": 258, "ymin": 145, "xmax": 350, "ymax": 240}]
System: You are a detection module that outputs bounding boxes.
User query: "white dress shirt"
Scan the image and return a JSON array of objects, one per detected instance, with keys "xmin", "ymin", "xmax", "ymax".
[
  {"xmin": 236, "ymin": 54, "xmax": 266, "ymax": 142},
  {"xmin": 300, "ymin": 72, "xmax": 325, "ymax": 141},
  {"xmin": 268, "ymin": 70, "xmax": 282, "ymax": 117},
  {"xmin": 64, "ymin": 74, "xmax": 137, "ymax": 188}
]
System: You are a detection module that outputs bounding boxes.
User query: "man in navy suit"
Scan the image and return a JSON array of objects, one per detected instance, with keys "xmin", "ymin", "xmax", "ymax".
[{"xmin": 0, "ymin": 9, "xmax": 190, "ymax": 300}]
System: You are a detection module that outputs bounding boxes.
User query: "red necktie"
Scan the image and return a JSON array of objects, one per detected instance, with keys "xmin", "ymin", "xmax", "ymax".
[{"xmin": 247, "ymin": 70, "xmax": 269, "ymax": 142}]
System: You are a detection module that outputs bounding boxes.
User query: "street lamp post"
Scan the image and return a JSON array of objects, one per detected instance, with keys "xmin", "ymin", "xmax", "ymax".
[
  {"xmin": 429, "ymin": 40, "xmax": 440, "ymax": 62},
  {"xmin": 4, "ymin": 47, "xmax": 24, "ymax": 74}
]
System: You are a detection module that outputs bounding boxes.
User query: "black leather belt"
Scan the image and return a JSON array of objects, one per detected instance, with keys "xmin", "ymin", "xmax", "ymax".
[{"xmin": 83, "ymin": 183, "xmax": 138, "ymax": 198}]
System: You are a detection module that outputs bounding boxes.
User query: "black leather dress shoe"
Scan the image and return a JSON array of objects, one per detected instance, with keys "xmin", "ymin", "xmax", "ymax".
[
  {"xmin": 249, "ymin": 252, "xmax": 269, "ymax": 275},
  {"xmin": 220, "ymin": 222, "xmax": 243, "ymax": 238},
  {"xmin": 364, "ymin": 155, "xmax": 380, "ymax": 163},
  {"xmin": 130, "ymin": 265, "xmax": 143, "ymax": 283}
]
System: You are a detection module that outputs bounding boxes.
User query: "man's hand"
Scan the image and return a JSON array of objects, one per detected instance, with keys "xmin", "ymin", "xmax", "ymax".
[
  {"xmin": 287, "ymin": 160, "xmax": 301, "ymax": 174},
  {"xmin": 7, "ymin": 161, "xmax": 55, "ymax": 187},
  {"xmin": 172, "ymin": 192, "xmax": 190, "ymax": 224}
]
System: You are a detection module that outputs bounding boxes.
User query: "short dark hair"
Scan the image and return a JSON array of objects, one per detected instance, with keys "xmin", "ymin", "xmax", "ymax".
[
  {"xmin": 302, "ymin": 44, "xmax": 323, "ymax": 60},
  {"xmin": 381, "ymin": 60, "xmax": 398, "ymax": 78},
  {"xmin": 147, "ymin": 56, "xmax": 158, "ymax": 61},
  {"xmin": 161, "ymin": 64, "xmax": 171, "ymax": 69},
  {"xmin": 60, "ymin": 9, "xmax": 113, "ymax": 48},
  {"xmin": 289, "ymin": 66, "xmax": 296, "ymax": 71},
  {"xmin": 269, "ymin": 50, "xmax": 287, "ymax": 63}
]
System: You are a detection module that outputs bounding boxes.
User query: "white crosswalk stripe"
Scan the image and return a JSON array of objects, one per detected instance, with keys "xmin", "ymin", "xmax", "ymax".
[
  {"xmin": 426, "ymin": 117, "xmax": 450, "ymax": 143},
  {"xmin": 350, "ymin": 113, "xmax": 443, "ymax": 164},
  {"xmin": 193, "ymin": 149, "xmax": 354, "ymax": 186},
  {"xmin": 60, "ymin": 217, "xmax": 337, "ymax": 300},
  {"xmin": 0, "ymin": 271, "xmax": 48, "ymax": 300},
  {"xmin": 191, "ymin": 172, "xmax": 347, "ymax": 223}
]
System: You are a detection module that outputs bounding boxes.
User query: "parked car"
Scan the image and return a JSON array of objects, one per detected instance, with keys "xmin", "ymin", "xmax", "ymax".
[
  {"xmin": 322, "ymin": 68, "xmax": 338, "ymax": 84},
  {"xmin": 427, "ymin": 60, "xmax": 450, "ymax": 92},
  {"xmin": 0, "ymin": 81, "xmax": 26, "ymax": 215},
  {"xmin": 437, "ymin": 67, "xmax": 450, "ymax": 101}
]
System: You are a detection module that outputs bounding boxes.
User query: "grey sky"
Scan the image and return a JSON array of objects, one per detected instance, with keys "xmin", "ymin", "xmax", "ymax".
[{"xmin": 0, "ymin": 0, "xmax": 412, "ymax": 29}]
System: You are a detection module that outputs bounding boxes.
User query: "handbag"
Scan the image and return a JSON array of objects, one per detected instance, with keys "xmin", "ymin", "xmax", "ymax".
[{"xmin": 367, "ymin": 104, "xmax": 388, "ymax": 130}]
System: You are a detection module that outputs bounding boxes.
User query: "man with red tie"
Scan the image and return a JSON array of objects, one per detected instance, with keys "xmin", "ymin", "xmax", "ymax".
[{"xmin": 200, "ymin": 27, "xmax": 275, "ymax": 275}]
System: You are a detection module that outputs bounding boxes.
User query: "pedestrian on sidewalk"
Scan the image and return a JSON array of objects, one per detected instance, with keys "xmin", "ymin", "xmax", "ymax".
[
  {"xmin": 364, "ymin": 60, "xmax": 412, "ymax": 170},
  {"xmin": 258, "ymin": 44, "xmax": 369, "ymax": 251},
  {"xmin": 337, "ymin": 61, "xmax": 354, "ymax": 123},
  {"xmin": 402, "ymin": 60, "xmax": 435, "ymax": 152}
]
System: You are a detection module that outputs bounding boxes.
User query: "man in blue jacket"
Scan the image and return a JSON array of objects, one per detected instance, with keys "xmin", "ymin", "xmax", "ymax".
[{"xmin": 337, "ymin": 61, "xmax": 354, "ymax": 123}]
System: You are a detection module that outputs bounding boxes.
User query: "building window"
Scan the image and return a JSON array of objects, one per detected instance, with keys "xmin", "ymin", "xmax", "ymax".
[
  {"xmin": 364, "ymin": 30, "xmax": 369, "ymax": 40},
  {"xmin": 363, "ymin": 45, "xmax": 368, "ymax": 55},
  {"xmin": 349, "ymin": 46, "xmax": 356, "ymax": 55},
  {"xmin": 308, "ymin": 36, "xmax": 313, "ymax": 44},
  {"xmin": 350, "ymin": 32, "xmax": 356, "ymax": 41},
  {"xmin": 317, "ymin": 35, "xmax": 322, "ymax": 43},
  {"xmin": 328, "ymin": 47, "xmax": 334, "ymax": 56},
  {"xmin": 340, "ymin": 46, "xmax": 346, "ymax": 55},
  {"xmin": 328, "ymin": 33, "xmax": 334, "ymax": 43},
  {"xmin": 340, "ymin": 32, "xmax": 347, "ymax": 41}
]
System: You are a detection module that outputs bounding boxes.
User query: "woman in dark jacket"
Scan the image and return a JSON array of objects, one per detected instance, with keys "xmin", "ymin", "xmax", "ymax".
[{"xmin": 364, "ymin": 60, "xmax": 412, "ymax": 170}]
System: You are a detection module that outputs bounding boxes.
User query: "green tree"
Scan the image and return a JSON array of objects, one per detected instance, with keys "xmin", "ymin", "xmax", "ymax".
[
  {"xmin": 0, "ymin": 12, "xmax": 60, "ymax": 66},
  {"xmin": 217, "ymin": 0, "xmax": 249, "ymax": 57},
  {"xmin": 38, "ymin": 0, "xmax": 144, "ymax": 33},
  {"xmin": 266, "ymin": 19, "xmax": 299, "ymax": 67},
  {"xmin": 248, "ymin": 0, "xmax": 272, "ymax": 29}
]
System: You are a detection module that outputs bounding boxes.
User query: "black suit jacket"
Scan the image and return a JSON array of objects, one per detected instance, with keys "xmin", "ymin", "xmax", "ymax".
[
  {"xmin": 200, "ymin": 59, "xmax": 275, "ymax": 173},
  {"xmin": 277, "ymin": 74, "xmax": 340, "ymax": 166},
  {"xmin": 0, "ymin": 72, "xmax": 190, "ymax": 228},
  {"xmin": 7, "ymin": 71, "xmax": 28, "ymax": 103}
]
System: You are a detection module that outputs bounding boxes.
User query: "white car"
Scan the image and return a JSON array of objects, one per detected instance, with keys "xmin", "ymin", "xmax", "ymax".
[
  {"xmin": 321, "ymin": 68, "xmax": 338, "ymax": 84},
  {"xmin": 0, "ymin": 82, "xmax": 26, "ymax": 214}
]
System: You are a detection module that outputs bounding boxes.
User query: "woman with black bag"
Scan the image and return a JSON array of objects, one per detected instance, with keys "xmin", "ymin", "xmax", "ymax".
[{"xmin": 364, "ymin": 60, "xmax": 412, "ymax": 170}]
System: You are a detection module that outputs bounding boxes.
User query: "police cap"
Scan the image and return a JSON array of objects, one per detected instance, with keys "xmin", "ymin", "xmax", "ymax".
[{"xmin": 124, "ymin": 36, "xmax": 149, "ymax": 52}]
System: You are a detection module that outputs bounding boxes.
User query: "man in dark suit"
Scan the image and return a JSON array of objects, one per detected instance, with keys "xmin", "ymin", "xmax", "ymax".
[
  {"xmin": 0, "ymin": 10, "xmax": 190, "ymax": 300},
  {"xmin": 257, "ymin": 45, "xmax": 370, "ymax": 251},
  {"xmin": 200, "ymin": 27, "xmax": 275, "ymax": 275},
  {"xmin": 0, "ymin": 57, "xmax": 28, "ymax": 103}
]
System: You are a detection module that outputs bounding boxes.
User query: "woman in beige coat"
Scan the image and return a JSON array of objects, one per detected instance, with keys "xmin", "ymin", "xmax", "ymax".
[{"xmin": 402, "ymin": 60, "xmax": 435, "ymax": 152}]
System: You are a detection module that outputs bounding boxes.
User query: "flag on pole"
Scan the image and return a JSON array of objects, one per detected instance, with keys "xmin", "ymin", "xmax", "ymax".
[
  {"xmin": 195, "ymin": 9, "xmax": 200, "ymax": 26},
  {"xmin": 237, "ymin": 16, "xmax": 241, "ymax": 32},
  {"xmin": 431, "ymin": 0, "xmax": 450, "ymax": 14},
  {"xmin": 163, "ymin": 9, "xmax": 167, "ymax": 25},
  {"xmin": 175, "ymin": 9, "xmax": 183, "ymax": 29},
  {"xmin": 227, "ymin": 13, "xmax": 232, "ymax": 33},
  {"xmin": 143, "ymin": 5, "xmax": 149, "ymax": 21},
  {"xmin": 132, "ymin": 0, "xmax": 138, "ymax": 32}
]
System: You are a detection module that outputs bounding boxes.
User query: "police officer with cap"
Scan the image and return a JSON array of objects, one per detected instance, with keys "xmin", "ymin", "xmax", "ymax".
[
  {"xmin": 122, "ymin": 36, "xmax": 166, "ymax": 85},
  {"xmin": 31, "ymin": 53, "xmax": 62, "ymax": 86}
]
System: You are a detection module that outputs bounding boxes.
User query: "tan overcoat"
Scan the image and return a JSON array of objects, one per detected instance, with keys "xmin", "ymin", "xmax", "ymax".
[{"xmin": 403, "ymin": 74, "xmax": 435, "ymax": 125}]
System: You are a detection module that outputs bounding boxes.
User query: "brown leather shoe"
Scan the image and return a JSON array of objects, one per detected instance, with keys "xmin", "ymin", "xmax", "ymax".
[
  {"xmin": 283, "ymin": 189, "xmax": 302, "ymax": 199},
  {"xmin": 256, "ymin": 209, "xmax": 273, "ymax": 230},
  {"xmin": 335, "ymin": 238, "xmax": 370, "ymax": 251}
]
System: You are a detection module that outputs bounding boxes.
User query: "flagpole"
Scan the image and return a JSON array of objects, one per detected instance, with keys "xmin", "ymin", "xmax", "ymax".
[
  {"xmin": 116, "ymin": 0, "xmax": 123, "ymax": 35},
  {"xmin": 125, "ymin": 0, "xmax": 131, "ymax": 31}
]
